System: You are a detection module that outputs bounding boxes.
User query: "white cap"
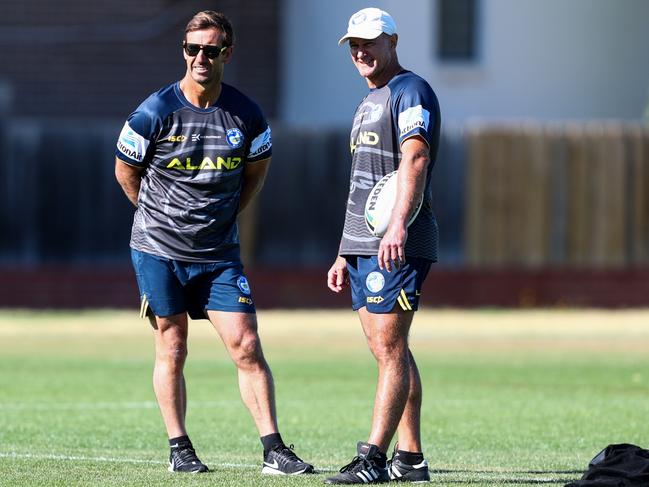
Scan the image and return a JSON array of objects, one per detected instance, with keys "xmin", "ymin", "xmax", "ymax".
[{"xmin": 338, "ymin": 7, "xmax": 397, "ymax": 46}]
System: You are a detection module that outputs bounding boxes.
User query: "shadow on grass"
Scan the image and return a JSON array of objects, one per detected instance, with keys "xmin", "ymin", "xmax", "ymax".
[
  {"xmin": 430, "ymin": 468, "xmax": 582, "ymax": 485},
  {"xmin": 433, "ymin": 469, "xmax": 582, "ymax": 474},
  {"xmin": 433, "ymin": 481, "xmax": 571, "ymax": 485}
]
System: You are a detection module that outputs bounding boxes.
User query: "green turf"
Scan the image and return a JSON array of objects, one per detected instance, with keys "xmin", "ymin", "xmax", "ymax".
[{"xmin": 1, "ymin": 309, "xmax": 649, "ymax": 486}]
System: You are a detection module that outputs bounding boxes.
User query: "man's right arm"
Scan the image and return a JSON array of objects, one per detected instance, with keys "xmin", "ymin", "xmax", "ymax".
[{"xmin": 115, "ymin": 158, "xmax": 144, "ymax": 207}]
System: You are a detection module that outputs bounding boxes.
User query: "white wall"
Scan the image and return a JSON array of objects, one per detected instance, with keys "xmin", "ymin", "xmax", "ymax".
[{"xmin": 280, "ymin": 0, "xmax": 649, "ymax": 126}]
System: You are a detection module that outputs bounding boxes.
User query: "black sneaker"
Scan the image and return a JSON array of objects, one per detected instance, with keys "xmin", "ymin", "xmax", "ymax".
[
  {"xmin": 262, "ymin": 443, "xmax": 314, "ymax": 475},
  {"xmin": 168, "ymin": 446, "xmax": 209, "ymax": 473},
  {"xmin": 387, "ymin": 448, "xmax": 430, "ymax": 482},
  {"xmin": 324, "ymin": 442, "xmax": 389, "ymax": 484}
]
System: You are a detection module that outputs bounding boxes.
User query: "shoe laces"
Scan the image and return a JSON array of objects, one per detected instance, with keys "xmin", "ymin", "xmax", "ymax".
[
  {"xmin": 340, "ymin": 455, "xmax": 374, "ymax": 474},
  {"xmin": 174, "ymin": 447, "xmax": 200, "ymax": 466},
  {"xmin": 271, "ymin": 443, "xmax": 303, "ymax": 463}
]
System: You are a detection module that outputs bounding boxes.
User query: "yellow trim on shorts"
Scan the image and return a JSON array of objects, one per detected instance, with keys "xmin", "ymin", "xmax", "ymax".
[
  {"xmin": 397, "ymin": 289, "xmax": 412, "ymax": 311},
  {"xmin": 139, "ymin": 295, "xmax": 150, "ymax": 319},
  {"xmin": 398, "ymin": 289, "xmax": 413, "ymax": 311}
]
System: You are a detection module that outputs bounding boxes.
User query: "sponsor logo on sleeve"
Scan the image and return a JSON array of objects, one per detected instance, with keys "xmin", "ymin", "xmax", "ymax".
[
  {"xmin": 226, "ymin": 128, "xmax": 244, "ymax": 148},
  {"xmin": 397, "ymin": 105, "xmax": 430, "ymax": 137},
  {"xmin": 117, "ymin": 121, "xmax": 149, "ymax": 162},
  {"xmin": 248, "ymin": 126, "xmax": 272, "ymax": 158}
]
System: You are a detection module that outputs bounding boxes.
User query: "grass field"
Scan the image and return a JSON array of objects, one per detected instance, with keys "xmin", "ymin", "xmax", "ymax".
[{"xmin": 2, "ymin": 308, "xmax": 649, "ymax": 486}]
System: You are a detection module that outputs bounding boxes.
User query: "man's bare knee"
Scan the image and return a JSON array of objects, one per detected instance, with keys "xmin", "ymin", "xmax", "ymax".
[
  {"xmin": 368, "ymin": 332, "xmax": 408, "ymax": 364},
  {"xmin": 232, "ymin": 334, "xmax": 264, "ymax": 370},
  {"xmin": 156, "ymin": 339, "xmax": 188, "ymax": 364},
  {"xmin": 154, "ymin": 320, "xmax": 188, "ymax": 366}
]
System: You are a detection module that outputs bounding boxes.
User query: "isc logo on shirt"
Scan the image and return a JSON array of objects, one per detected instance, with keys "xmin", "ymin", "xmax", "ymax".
[{"xmin": 166, "ymin": 135, "xmax": 187, "ymax": 143}]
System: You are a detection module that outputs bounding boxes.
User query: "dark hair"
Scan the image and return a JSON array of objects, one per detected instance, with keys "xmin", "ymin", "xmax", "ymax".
[{"xmin": 184, "ymin": 11, "xmax": 234, "ymax": 47}]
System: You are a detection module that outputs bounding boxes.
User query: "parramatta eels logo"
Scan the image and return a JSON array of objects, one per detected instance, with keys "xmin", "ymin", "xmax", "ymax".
[
  {"xmin": 226, "ymin": 128, "xmax": 244, "ymax": 149},
  {"xmin": 366, "ymin": 272, "xmax": 385, "ymax": 293},
  {"xmin": 357, "ymin": 102, "xmax": 384, "ymax": 124},
  {"xmin": 237, "ymin": 276, "xmax": 251, "ymax": 295}
]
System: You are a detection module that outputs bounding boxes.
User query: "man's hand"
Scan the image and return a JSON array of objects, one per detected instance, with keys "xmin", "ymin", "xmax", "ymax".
[
  {"xmin": 327, "ymin": 256, "xmax": 349, "ymax": 293},
  {"xmin": 378, "ymin": 223, "xmax": 407, "ymax": 272}
]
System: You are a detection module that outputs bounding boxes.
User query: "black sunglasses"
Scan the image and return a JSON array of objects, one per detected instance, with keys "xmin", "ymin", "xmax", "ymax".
[{"xmin": 183, "ymin": 42, "xmax": 227, "ymax": 59}]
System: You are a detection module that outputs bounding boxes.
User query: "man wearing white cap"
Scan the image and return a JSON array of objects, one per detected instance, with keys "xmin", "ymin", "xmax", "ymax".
[{"xmin": 326, "ymin": 7, "xmax": 440, "ymax": 485}]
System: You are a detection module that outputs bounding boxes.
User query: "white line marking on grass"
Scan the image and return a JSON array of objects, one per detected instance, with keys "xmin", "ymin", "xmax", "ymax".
[
  {"xmin": 0, "ymin": 452, "xmax": 163, "ymax": 465},
  {"xmin": 0, "ymin": 401, "xmax": 240, "ymax": 411},
  {"xmin": 0, "ymin": 451, "xmax": 338, "ymax": 472},
  {"xmin": 0, "ymin": 399, "xmax": 378, "ymax": 412},
  {"xmin": 0, "ymin": 452, "xmax": 259, "ymax": 469},
  {"xmin": 0, "ymin": 453, "xmax": 573, "ymax": 479}
]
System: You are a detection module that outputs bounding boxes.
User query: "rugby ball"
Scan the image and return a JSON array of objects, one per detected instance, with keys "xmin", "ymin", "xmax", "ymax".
[{"xmin": 364, "ymin": 170, "xmax": 423, "ymax": 237}]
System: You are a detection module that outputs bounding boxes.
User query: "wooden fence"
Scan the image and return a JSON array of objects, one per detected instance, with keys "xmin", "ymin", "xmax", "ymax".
[{"xmin": 465, "ymin": 122, "xmax": 649, "ymax": 268}]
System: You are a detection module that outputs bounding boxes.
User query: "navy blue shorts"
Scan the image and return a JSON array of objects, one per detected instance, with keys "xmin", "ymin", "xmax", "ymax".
[
  {"xmin": 131, "ymin": 249, "xmax": 256, "ymax": 320},
  {"xmin": 346, "ymin": 255, "xmax": 432, "ymax": 313}
]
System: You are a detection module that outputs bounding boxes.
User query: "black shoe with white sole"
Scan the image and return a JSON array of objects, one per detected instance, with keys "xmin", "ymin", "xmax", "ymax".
[
  {"xmin": 168, "ymin": 446, "xmax": 209, "ymax": 473},
  {"xmin": 324, "ymin": 442, "xmax": 389, "ymax": 484},
  {"xmin": 262, "ymin": 443, "xmax": 314, "ymax": 475},
  {"xmin": 387, "ymin": 449, "xmax": 430, "ymax": 482}
]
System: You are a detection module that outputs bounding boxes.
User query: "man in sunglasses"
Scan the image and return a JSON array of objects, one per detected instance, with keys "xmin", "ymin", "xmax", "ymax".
[{"xmin": 115, "ymin": 10, "xmax": 313, "ymax": 476}]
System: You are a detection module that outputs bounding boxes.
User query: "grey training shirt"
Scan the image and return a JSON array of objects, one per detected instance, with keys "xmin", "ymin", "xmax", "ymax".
[{"xmin": 116, "ymin": 81, "xmax": 272, "ymax": 262}]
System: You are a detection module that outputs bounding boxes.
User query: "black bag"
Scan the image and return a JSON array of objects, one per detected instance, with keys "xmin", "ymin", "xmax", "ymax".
[{"xmin": 566, "ymin": 444, "xmax": 649, "ymax": 487}]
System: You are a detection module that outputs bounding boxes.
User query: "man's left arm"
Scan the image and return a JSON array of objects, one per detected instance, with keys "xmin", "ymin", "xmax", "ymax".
[
  {"xmin": 378, "ymin": 136, "xmax": 429, "ymax": 271},
  {"xmin": 239, "ymin": 157, "xmax": 271, "ymax": 214},
  {"xmin": 115, "ymin": 157, "xmax": 145, "ymax": 207}
]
